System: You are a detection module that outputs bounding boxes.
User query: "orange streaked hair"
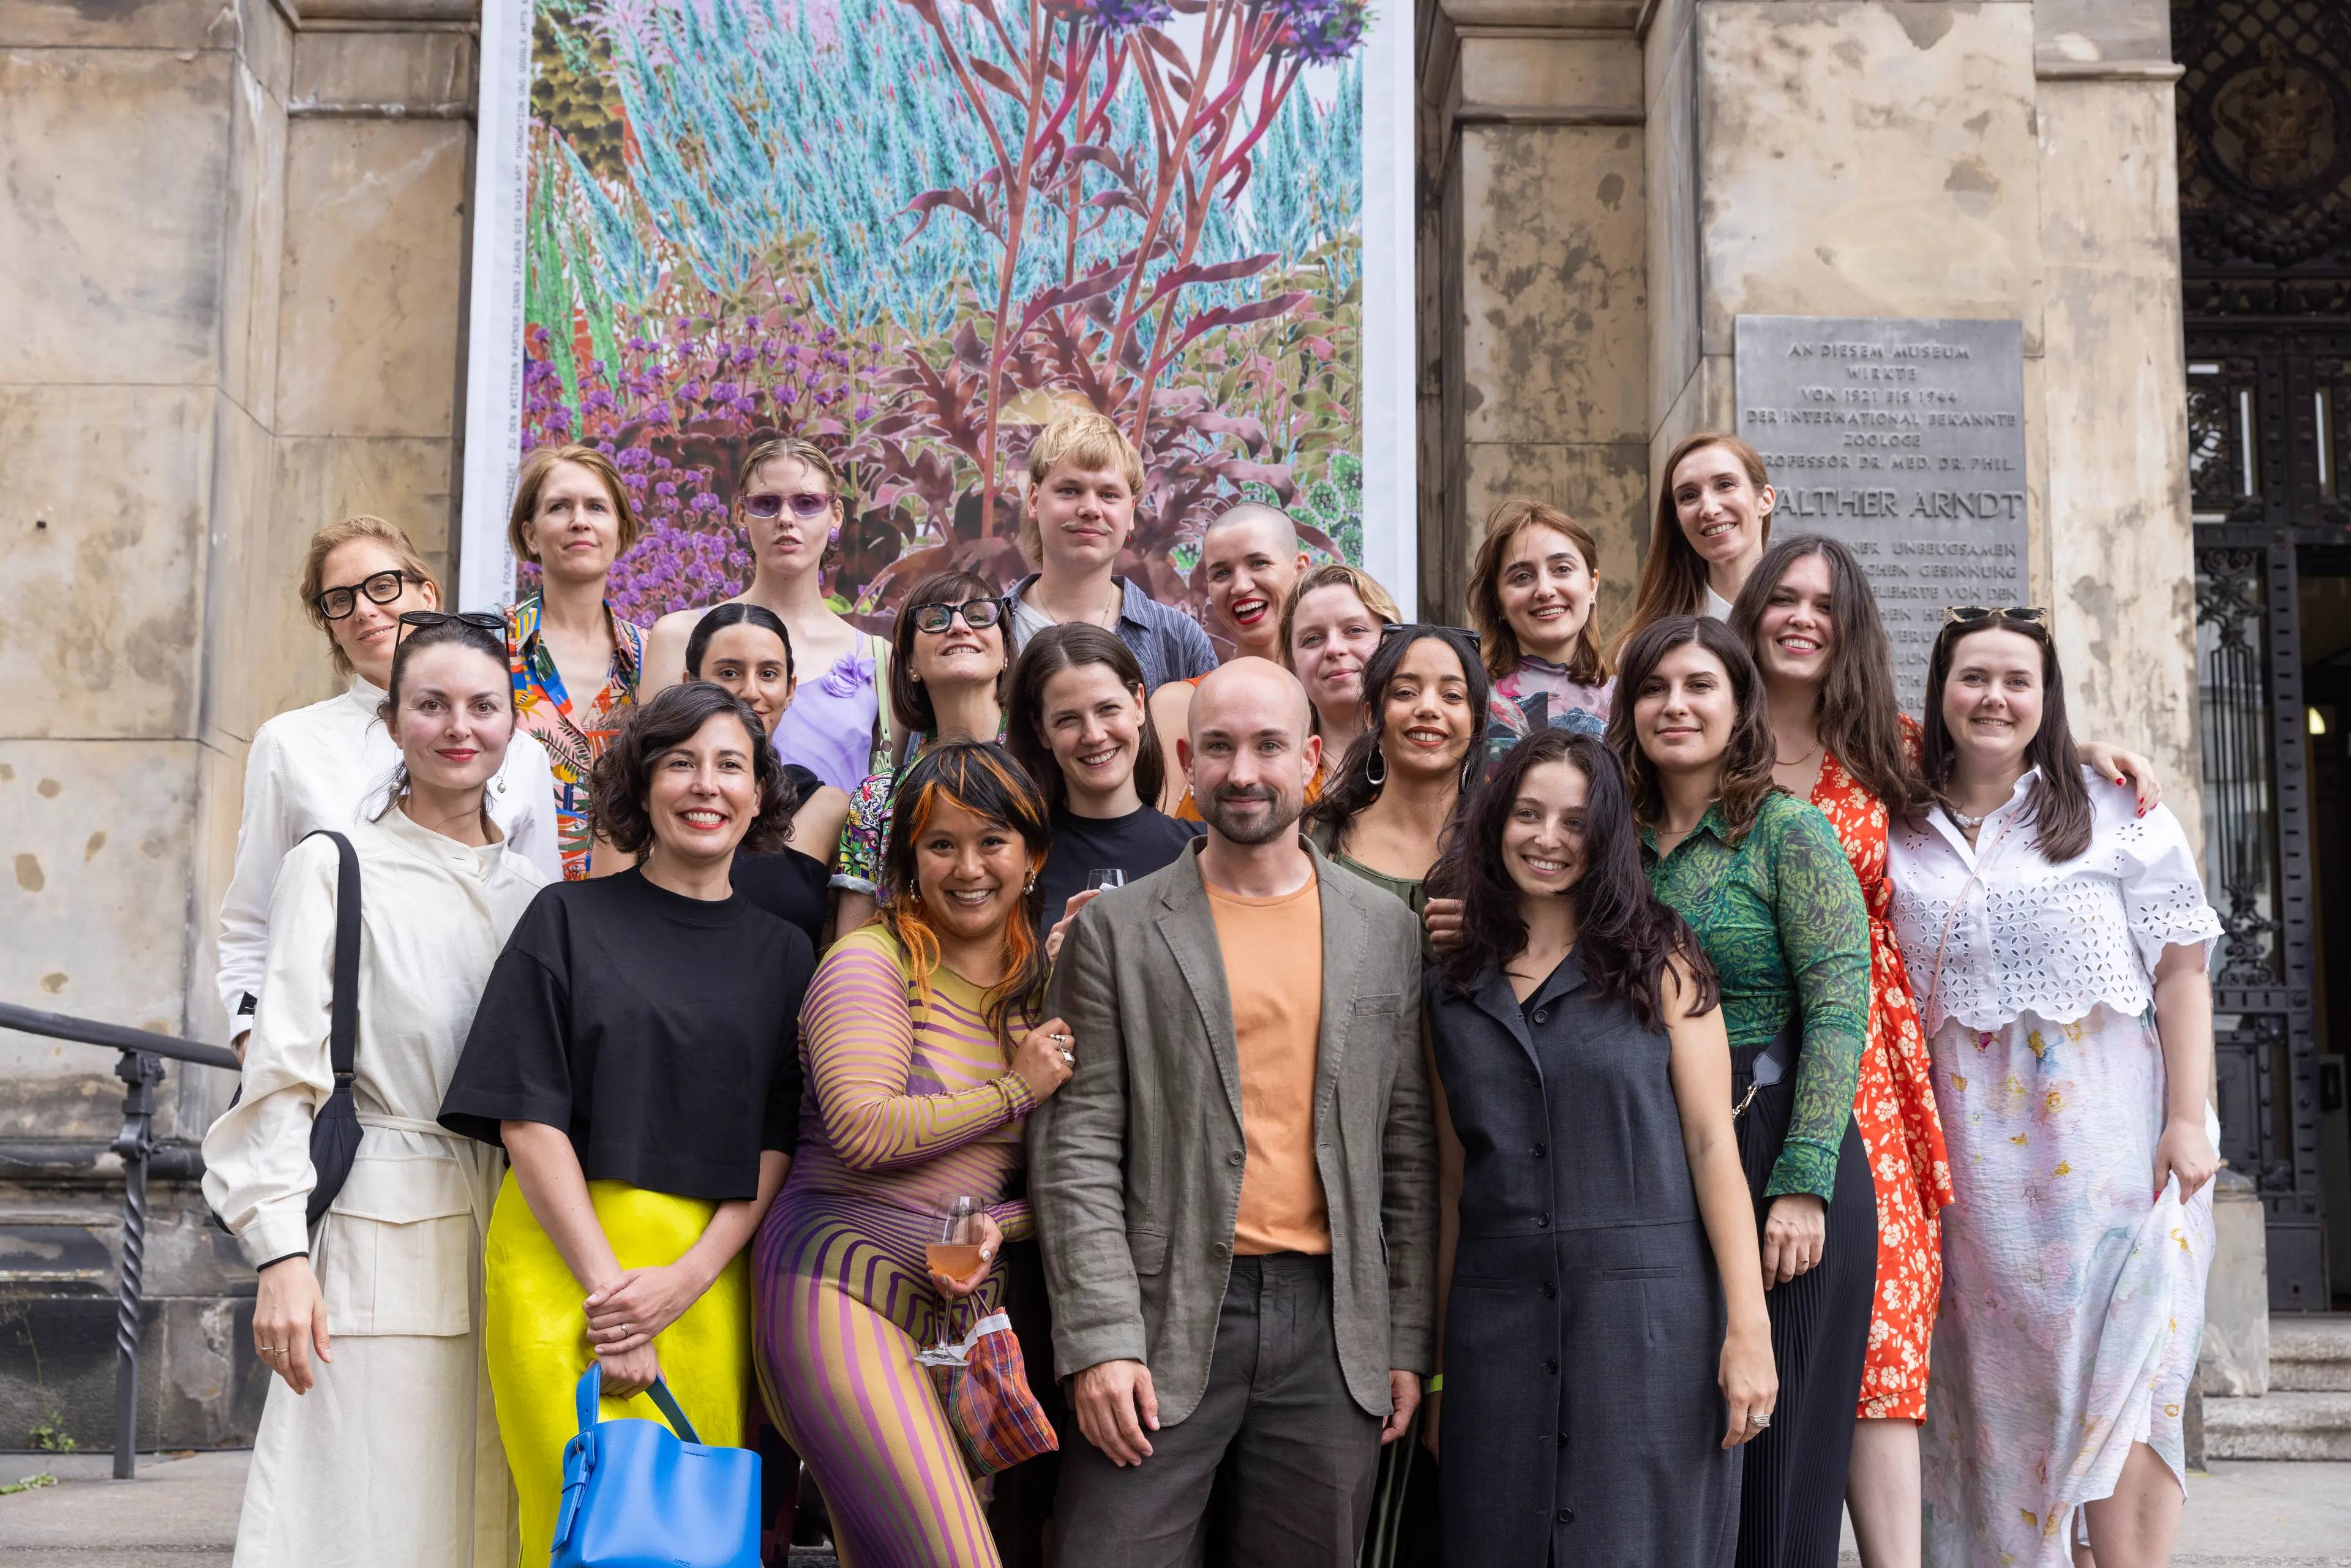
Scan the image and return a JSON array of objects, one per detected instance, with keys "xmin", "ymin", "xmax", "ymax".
[{"xmin": 877, "ymin": 738, "xmax": 1054, "ymax": 1043}]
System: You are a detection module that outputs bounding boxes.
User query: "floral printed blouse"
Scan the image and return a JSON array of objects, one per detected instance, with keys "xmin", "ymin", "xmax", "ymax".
[
  {"xmin": 507, "ymin": 596, "xmax": 648, "ymax": 880},
  {"xmin": 1642, "ymin": 790, "xmax": 1872, "ymax": 1201},
  {"xmin": 830, "ymin": 726, "xmax": 1010, "ymax": 898}
]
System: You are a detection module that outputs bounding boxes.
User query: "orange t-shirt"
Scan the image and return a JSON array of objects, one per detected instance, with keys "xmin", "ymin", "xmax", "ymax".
[{"xmin": 1204, "ymin": 870, "xmax": 1330, "ymax": 1255}]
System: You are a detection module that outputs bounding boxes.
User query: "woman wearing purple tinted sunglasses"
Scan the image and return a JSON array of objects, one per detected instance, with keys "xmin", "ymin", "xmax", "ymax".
[{"xmin": 643, "ymin": 438, "xmax": 895, "ymax": 795}]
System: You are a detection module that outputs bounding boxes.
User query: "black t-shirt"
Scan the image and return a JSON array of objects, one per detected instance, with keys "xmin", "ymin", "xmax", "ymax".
[
  {"xmin": 440, "ymin": 867, "xmax": 814, "ymax": 1201},
  {"xmin": 1033, "ymin": 804, "xmax": 1200, "ymax": 937},
  {"xmin": 731, "ymin": 849, "xmax": 829, "ymax": 953}
]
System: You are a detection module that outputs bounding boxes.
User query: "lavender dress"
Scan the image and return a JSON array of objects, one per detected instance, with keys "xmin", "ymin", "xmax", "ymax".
[{"xmin": 772, "ymin": 636, "xmax": 883, "ymax": 794}]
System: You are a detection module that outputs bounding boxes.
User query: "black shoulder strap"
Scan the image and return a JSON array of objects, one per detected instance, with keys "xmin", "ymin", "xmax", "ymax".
[{"xmin": 299, "ymin": 830, "xmax": 361, "ymax": 1082}]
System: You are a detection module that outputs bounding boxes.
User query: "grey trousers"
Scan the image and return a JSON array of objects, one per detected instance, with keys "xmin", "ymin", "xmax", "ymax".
[{"xmin": 1052, "ymin": 1253, "xmax": 1384, "ymax": 1568}]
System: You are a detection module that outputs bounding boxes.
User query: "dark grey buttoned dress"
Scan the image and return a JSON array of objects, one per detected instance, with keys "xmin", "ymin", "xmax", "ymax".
[{"xmin": 1425, "ymin": 954, "xmax": 1739, "ymax": 1568}]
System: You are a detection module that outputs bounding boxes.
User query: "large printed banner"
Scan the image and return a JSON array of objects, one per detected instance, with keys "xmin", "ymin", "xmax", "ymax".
[{"xmin": 459, "ymin": 0, "xmax": 1415, "ymax": 626}]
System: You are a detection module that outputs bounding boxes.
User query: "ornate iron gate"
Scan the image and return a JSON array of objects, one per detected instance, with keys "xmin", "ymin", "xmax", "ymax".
[{"xmin": 2188, "ymin": 332, "xmax": 2334, "ymax": 1308}]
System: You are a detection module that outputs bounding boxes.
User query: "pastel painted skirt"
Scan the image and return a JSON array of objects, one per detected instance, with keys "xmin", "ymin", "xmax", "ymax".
[{"xmin": 483, "ymin": 1172, "xmax": 754, "ymax": 1568}]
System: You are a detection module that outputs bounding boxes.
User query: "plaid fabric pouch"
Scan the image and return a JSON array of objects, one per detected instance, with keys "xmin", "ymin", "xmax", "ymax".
[{"xmin": 919, "ymin": 1310, "xmax": 1059, "ymax": 1476}]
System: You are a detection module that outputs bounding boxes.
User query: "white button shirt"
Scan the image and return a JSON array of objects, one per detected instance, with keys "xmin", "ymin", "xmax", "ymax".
[{"xmin": 214, "ymin": 676, "xmax": 560, "ymax": 1025}]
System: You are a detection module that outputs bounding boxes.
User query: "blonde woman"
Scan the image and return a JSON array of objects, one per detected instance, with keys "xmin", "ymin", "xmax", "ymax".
[
  {"xmin": 217, "ymin": 517, "xmax": 557, "ymax": 1050},
  {"xmin": 1279, "ymin": 561, "xmax": 1402, "ymax": 762},
  {"xmin": 642, "ymin": 437, "xmax": 891, "ymax": 794},
  {"xmin": 504, "ymin": 443, "xmax": 650, "ymax": 878}
]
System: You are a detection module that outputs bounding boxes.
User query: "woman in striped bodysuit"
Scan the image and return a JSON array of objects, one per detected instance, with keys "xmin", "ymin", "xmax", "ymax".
[{"xmin": 753, "ymin": 740, "xmax": 1076, "ymax": 1566}]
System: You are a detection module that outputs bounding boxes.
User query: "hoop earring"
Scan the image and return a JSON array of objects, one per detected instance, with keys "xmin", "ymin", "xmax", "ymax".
[{"xmin": 1365, "ymin": 746, "xmax": 1387, "ymax": 787}]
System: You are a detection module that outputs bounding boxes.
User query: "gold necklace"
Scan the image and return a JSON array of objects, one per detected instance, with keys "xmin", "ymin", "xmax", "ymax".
[{"xmin": 1775, "ymin": 739, "xmax": 1823, "ymax": 768}]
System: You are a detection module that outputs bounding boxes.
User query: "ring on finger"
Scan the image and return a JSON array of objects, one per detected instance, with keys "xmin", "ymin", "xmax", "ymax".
[{"xmin": 1058, "ymin": 1048, "xmax": 1074, "ymax": 1066}]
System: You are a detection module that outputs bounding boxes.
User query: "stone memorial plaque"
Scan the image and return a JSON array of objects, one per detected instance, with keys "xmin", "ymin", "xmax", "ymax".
[{"xmin": 1734, "ymin": 315, "xmax": 2028, "ymax": 711}]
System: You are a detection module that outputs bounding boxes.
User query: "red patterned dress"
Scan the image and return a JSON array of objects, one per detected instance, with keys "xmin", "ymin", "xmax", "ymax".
[{"xmin": 1811, "ymin": 737, "xmax": 1954, "ymax": 1421}]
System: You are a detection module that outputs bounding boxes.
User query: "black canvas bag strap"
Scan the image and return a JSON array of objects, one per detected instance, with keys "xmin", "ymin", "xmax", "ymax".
[{"xmin": 301, "ymin": 829, "xmax": 361, "ymax": 1084}]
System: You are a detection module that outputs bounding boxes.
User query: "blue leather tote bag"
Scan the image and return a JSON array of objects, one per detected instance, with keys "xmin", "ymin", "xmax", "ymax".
[{"xmin": 550, "ymin": 1364, "xmax": 761, "ymax": 1568}]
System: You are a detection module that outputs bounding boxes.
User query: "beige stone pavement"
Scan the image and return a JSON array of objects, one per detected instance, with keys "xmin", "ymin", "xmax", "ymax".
[{"xmin": 1, "ymin": 1449, "xmax": 2346, "ymax": 1564}]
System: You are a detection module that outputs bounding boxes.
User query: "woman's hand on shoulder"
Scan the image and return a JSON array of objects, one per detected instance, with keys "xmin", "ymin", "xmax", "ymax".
[
  {"xmin": 1423, "ymin": 896, "xmax": 1465, "ymax": 956},
  {"xmin": 2080, "ymin": 740, "xmax": 2161, "ymax": 816},
  {"xmin": 1011, "ymin": 1016, "xmax": 1077, "ymax": 1101}
]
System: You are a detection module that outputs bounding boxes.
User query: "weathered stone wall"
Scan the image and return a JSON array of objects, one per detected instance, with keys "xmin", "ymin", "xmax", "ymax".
[
  {"xmin": 1422, "ymin": 1, "xmax": 1649, "ymax": 630},
  {"xmin": 0, "ymin": 0, "xmax": 476, "ymax": 1450}
]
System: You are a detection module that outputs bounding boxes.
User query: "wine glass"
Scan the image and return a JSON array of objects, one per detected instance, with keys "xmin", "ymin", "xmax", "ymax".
[
  {"xmin": 923, "ymin": 1195, "xmax": 982, "ymax": 1352},
  {"xmin": 1086, "ymin": 867, "xmax": 1127, "ymax": 892}
]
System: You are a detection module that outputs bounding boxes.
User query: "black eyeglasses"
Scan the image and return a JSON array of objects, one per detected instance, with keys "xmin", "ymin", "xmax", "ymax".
[
  {"xmin": 397, "ymin": 610, "xmax": 507, "ymax": 637},
  {"xmin": 1379, "ymin": 621, "xmax": 1483, "ymax": 649},
  {"xmin": 1944, "ymin": 605, "xmax": 2047, "ymax": 628},
  {"xmin": 743, "ymin": 491, "xmax": 834, "ymax": 520},
  {"xmin": 313, "ymin": 569, "xmax": 414, "ymax": 621},
  {"xmin": 909, "ymin": 599, "xmax": 1006, "ymax": 634}
]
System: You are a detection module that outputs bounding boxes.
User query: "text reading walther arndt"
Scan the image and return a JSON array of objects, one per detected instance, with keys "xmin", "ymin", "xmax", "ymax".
[{"xmin": 1734, "ymin": 316, "xmax": 2030, "ymax": 709}]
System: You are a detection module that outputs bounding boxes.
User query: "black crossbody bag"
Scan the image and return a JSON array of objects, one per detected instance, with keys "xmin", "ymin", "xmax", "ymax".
[{"xmin": 212, "ymin": 829, "xmax": 364, "ymax": 1234}]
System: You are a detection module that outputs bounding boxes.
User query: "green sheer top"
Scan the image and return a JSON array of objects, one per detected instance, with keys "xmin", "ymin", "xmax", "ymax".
[{"xmin": 1642, "ymin": 791, "xmax": 1870, "ymax": 1201}]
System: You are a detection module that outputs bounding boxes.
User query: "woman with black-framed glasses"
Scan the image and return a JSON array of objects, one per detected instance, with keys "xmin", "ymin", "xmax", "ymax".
[
  {"xmin": 832, "ymin": 570, "xmax": 1013, "ymax": 934},
  {"xmin": 216, "ymin": 517, "xmax": 560, "ymax": 1057},
  {"xmin": 642, "ymin": 437, "xmax": 894, "ymax": 795}
]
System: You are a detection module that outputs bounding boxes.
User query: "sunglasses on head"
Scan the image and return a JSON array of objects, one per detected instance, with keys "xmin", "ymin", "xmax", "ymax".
[
  {"xmin": 1944, "ymin": 605, "xmax": 2047, "ymax": 628},
  {"xmin": 743, "ymin": 491, "xmax": 833, "ymax": 520},
  {"xmin": 313, "ymin": 569, "xmax": 415, "ymax": 621},
  {"xmin": 909, "ymin": 598, "xmax": 1005, "ymax": 634},
  {"xmin": 1379, "ymin": 621, "xmax": 1483, "ymax": 649},
  {"xmin": 398, "ymin": 610, "xmax": 507, "ymax": 637}
]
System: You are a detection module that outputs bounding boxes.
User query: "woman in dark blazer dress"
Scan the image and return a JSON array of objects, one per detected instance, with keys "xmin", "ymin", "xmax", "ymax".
[{"xmin": 1422, "ymin": 730, "xmax": 1775, "ymax": 1567}]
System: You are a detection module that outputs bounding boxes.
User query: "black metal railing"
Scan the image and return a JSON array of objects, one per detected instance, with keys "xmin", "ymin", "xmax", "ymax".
[{"xmin": 0, "ymin": 1001, "xmax": 238, "ymax": 1480}]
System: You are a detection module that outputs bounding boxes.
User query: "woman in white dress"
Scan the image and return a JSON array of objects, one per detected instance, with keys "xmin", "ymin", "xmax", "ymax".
[
  {"xmin": 1886, "ymin": 607, "xmax": 2221, "ymax": 1568},
  {"xmin": 216, "ymin": 516, "xmax": 558, "ymax": 1049},
  {"xmin": 203, "ymin": 613, "xmax": 552, "ymax": 1568}
]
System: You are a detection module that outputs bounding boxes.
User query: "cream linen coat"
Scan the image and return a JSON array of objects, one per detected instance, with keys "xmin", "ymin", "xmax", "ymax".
[{"xmin": 202, "ymin": 805, "xmax": 548, "ymax": 1568}]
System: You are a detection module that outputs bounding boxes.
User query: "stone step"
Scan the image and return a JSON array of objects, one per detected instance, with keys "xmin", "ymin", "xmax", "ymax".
[
  {"xmin": 2205, "ymin": 1391, "xmax": 2351, "ymax": 1461},
  {"xmin": 2270, "ymin": 1315, "xmax": 2351, "ymax": 1392}
]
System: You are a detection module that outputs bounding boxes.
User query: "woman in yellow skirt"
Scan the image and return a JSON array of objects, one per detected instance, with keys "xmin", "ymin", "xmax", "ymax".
[{"xmin": 440, "ymin": 682, "xmax": 817, "ymax": 1565}]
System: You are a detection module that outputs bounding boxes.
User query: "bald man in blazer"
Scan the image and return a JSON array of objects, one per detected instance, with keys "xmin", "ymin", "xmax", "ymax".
[{"xmin": 1030, "ymin": 658, "xmax": 1436, "ymax": 1565}]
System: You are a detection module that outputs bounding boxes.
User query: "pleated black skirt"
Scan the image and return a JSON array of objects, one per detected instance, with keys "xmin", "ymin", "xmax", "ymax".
[{"xmin": 1732, "ymin": 1076, "xmax": 1877, "ymax": 1568}]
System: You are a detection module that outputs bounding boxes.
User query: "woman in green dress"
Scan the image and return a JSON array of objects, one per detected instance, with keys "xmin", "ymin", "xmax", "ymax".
[
  {"xmin": 1301, "ymin": 621, "xmax": 1486, "ymax": 1566},
  {"xmin": 1604, "ymin": 613, "xmax": 1873, "ymax": 1568}
]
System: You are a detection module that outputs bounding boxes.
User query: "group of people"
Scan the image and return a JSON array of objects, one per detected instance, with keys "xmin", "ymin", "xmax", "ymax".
[{"xmin": 199, "ymin": 410, "xmax": 2223, "ymax": 1568}]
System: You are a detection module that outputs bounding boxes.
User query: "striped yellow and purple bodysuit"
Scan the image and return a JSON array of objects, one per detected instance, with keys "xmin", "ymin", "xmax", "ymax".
[{"xmin": 752, "ymin": 925, "xmax": 1038, "ymax": 1568}]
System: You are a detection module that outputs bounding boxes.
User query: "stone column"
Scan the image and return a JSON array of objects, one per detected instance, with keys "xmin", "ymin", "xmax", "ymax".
[
  {"xmin": 2032, "ymin": 0, "xmax": 2201, "ymax": 823},
  {"xmin": 1639, "ymin": 0, "xmax": 2199, "ymax": 832},
  {"xmin": 0, "ymin": 0, "xmax": 478, "ymax": 1450},
  {"xmin": 1420, "ymin": 0, "xmax": 1648, "ymax": 628}
]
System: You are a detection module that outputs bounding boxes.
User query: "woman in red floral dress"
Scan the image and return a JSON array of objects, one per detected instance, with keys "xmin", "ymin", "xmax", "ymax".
[{"xmin": 1728, "ymin": 536, "xmax": 2161, "ymax": 1568}]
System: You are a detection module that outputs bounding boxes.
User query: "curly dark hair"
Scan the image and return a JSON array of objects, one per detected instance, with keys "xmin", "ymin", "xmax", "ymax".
[
  {"xmin": 878, "ymin": 738, "xmax": 1053, "ymax": 1044},
  {"xmin": 1431, "ymin": 729, "xmax": 1718, "ymax": 1030},
  {"xmin": 1308, "ymin": 625, "xmax": 1490, "ymax": 854},
  {"xmin": 1604, "ymin": 615, "xmax": 1779, "ymax": 847},
  {"xmin": 1005, "ymin": 623, "xmax": 1166, "ymax": 814},
  {"xmin": 588, "ymin": 682, "xmax": 796, "ymax": 859},
  {"xmin": 1727, "ymin": 533, "xmax": 1924, "ymax": 815}
]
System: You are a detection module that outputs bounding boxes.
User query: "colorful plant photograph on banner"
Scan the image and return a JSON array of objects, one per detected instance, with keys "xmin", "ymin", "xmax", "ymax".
[{"xmin": 520, "ymin": 0, "xmax": 1369, "ymax": 628}]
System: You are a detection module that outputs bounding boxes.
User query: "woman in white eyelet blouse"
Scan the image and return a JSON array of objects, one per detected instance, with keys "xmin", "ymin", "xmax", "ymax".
[{"xmin": 1886, "ymin": 612, "xmax": 2221, "ymax": 1568}]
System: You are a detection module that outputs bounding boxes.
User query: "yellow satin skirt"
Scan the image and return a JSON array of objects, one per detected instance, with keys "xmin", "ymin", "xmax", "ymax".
[{"xmin": 482, "ymin": 1172, "xmax": 753, "ymax": 1568}]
